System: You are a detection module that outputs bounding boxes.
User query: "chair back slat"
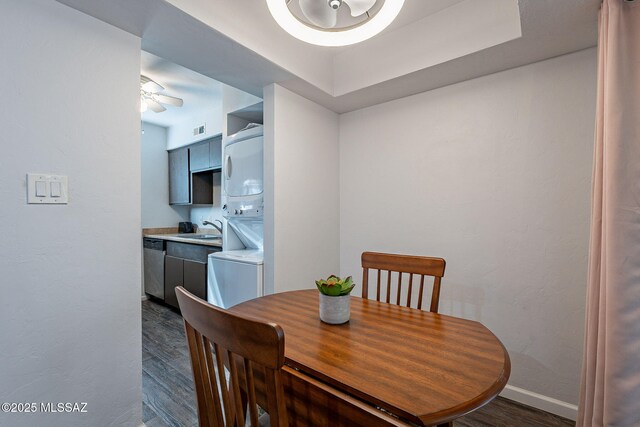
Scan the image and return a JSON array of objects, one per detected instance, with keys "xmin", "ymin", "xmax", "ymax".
[
  {"xmin": 176, "ymin": 286, "xmax": 288, "ymax": 427},
  {"xmin": 362, "ymin": 267, "xmax": 370, "ymax": 302},
  {"xmin": 213, "ymin": 342, "xmax": 233, "ymax": 425},
  {"xmin": 406, "ymin": 273, "xmax": 414, "ymax": 307},
  {"xmin": 202, "ymin": 337, "xmax": 224, "ymax": 426},
  {"xmin": 361, "ymin": 252, "xmax": 446, "ymax": 313},
  {"xmin": 417, "ymin": 275, "xmax": 426, "ymax": 310},
  {"xmin": 431, "ymin": 277, "xmax": 443, "ymax": 313},
  {"xmin": 199, "ymin": 332, "xmax": 221, "ymax": 427},
  {"xmin": 244, "ymin": 358, "xmax": 260, "ymax": 426},
  {"xmin": 227, "ymin": 349, "xmax": 246, "ymax": 427},
  {"xmin": 185, "ymin": 324, "xmax": 219, "ymax": 426}
]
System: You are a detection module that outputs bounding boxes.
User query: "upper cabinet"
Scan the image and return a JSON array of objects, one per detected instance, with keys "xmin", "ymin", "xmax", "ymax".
[
  {"xmin": 169, "ymin": 147, "xmax": 190, "ymax": 205},
  {"xmin": 210, "ymin": 136, "xmax": 222, "ymax": 170},
  {"xmin": 169, "ymin": 135, "xmax": 222, "ymax": 206},
  {"xmin": 190, "ymin": 135, "xmax": 222, "ymax": 172},
  {"xmin": 189, "ymin": 141, "xmax": 210, "ymax": 172}
]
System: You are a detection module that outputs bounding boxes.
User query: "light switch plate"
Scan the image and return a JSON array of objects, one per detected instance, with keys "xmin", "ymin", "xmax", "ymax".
[
  {"xmin": 35, "ymin": 180, "xmax": 47, "ymax": 197},
  {"xmin": 50, "ymin": 181, "xmax": 62, "ymax": 197},
  {"xmin": 27, "ymin": 173, "xmax": 68, "ymax": 204}
]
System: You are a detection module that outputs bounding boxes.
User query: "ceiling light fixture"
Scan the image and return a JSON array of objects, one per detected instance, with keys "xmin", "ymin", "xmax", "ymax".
[{"xmin": 266, "ymin": 0, "xmax": 405, "ymax": 47}]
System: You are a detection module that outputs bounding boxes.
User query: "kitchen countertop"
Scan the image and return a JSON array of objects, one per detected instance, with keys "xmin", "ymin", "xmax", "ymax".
[{"xmin": 144, "ymin": 232, "xmax": 223, "ymax": 248}]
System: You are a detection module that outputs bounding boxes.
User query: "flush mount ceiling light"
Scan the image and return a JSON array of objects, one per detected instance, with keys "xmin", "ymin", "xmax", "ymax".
[
  {"xmin": 266, "ymin": 0, "xmax": 405, "ymax": 47},
  {"xmin": 140, "ymin": 75, "xmax": 184, "ymax": 114}
]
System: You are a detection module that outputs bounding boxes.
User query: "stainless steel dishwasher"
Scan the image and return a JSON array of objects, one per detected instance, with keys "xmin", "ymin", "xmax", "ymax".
[{"xmin": 143, "ymin": 238, "xmax": 165, "ymax": 299}]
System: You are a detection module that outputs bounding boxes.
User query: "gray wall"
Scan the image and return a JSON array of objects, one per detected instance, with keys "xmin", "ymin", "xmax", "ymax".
[
  {"xmin": 0, "ymin": 1, "xmax": 142, "ymax": 425},
  {"xmin": 141, "ymin": 122, "xmax": 189, "ymax": 228},
  {"xmin": 339, "ymin": 49, "xmax": 596, "ymax": 417}
]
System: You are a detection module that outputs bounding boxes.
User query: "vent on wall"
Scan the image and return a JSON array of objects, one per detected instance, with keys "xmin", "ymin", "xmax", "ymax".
[{"xmin": 194, "ymin": 124, "xmax": 206, "ymax": 136}]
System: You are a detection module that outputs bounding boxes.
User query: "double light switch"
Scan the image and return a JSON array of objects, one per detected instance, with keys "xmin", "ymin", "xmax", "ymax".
[{"xmin": 27, "ymin": 173, "xmax": 68, "ymax": 204}]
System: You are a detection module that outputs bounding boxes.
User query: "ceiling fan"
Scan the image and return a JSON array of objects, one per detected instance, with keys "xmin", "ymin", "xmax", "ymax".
[
  {"xmin": 140, "ymin": 75, "xmax": 184, "ymax": 113},
  {"xmin": 269, "ymin": 0, "xmax": 402, "ymax": 46},
  {"xmin": 296, "ymin": 0, "xmax": 378, "ymax": 28}
]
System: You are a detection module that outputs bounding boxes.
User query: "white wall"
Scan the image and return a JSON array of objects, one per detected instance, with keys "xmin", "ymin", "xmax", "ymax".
[
  {"xmin": 222, "ymin": 84, "xmax": 263, "ymax": 132},
  {"xmin": 339, "ymin": 49, "xmax": 596, "ymax": 417},
  {"xmin": 264, "ymin": 84, "xmax": 340, "ymax": 295},
  {"xmin": 141, "ymin": 122, "xmax": 189, "ymax": 227},
  {"xmin": 0, "ymin": 1, "xmax": 142, "ymax": 426},
  {"xmin": 167, "ymin": 105, "xmax": 222, "ymax": 150},
  {"xmin": 190, "ymin": 181, "xmax": 222, "ymax": 230}
]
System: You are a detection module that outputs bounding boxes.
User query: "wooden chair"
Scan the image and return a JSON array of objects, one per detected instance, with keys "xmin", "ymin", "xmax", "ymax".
[
  {"xmin": 177, "ymin": 286, "xmax": 436, "ymax": 427},
  {"xmin": 361, "ymin": 252, "xmax": 446, "ymax": 313},
  {"xmin": 175, "ymin": 286, "xmax": 288, "ymax": 427}
]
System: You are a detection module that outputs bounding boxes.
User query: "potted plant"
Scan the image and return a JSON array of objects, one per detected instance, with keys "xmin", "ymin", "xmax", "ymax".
[{"xmin": 315, "ymin": 275, "xmax": 356, "ymax": 324}]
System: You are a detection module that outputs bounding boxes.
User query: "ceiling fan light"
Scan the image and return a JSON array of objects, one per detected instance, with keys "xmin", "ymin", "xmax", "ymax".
[
  {"xmin": 267, "ymin": 0, "xmax": 404, "ymax": 47},
  {"xmin": 140, "ymin": 75, "xmax": 164, "ymax": 92},
  {"xmin": 155, "ymin": 93, "xmax": 184, "ymax": 107},
  {"xmin": 147, "ymin": 99, "xmax": 167, "ymax": 113}
]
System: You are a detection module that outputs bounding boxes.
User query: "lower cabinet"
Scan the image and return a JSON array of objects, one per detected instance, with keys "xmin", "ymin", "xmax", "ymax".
[
  {"xmin": 164, "ymin": 256, "xmax": 207, "ymax": 308},
  {"xmin": 164, "ymin": 241, "xmax": 220, "ymax": 310}
]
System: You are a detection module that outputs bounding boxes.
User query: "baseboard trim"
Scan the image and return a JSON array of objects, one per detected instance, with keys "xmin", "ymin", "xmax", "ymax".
[{"xmin": 500, "ymin": 384, "xmax": 578, "ymax": 421}]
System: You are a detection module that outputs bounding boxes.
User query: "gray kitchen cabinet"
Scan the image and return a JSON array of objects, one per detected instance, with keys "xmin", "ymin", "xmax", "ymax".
[
  {"xmin": 169, "ymin": 136, "xmax": 222, "ymax": 206},
  {"xmin": 168, "ymin": 147, "xmax": 190, "ymax": 205},
  {"xmin": 209, "ymin": 136, "xmax": 222, "ymax": 169},
  {"xmin": 189, "ymin": 135, "xmax": 222, "ymax": 172},
  {"xmin": 164, "ymin": 241, "xmax": 220, "ymax": 310},
  {"xmin": 183, "ymin": 260, "xmax": 207, "ymax": 301},
  {"xmin": 164, "ymin": 255, "xmax": 183, "ymax": 309},
  {"xmin": 191, "ymin": 172, "xmax": 214, "ymax": 205},
  {"xmin": 189, "ymin": 141, "xmax": 210, "ymax": 172}
]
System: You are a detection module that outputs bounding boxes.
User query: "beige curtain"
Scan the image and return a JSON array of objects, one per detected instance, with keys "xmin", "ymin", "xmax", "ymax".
[{"xmin": 578, "ymin": 1, "xmax": 640, "ymax": 426}]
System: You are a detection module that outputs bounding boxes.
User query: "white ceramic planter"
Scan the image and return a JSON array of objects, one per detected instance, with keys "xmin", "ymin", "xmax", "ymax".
[{"xmin": 319, "ymin": 294, "xmax": 351, "ymax": 324}]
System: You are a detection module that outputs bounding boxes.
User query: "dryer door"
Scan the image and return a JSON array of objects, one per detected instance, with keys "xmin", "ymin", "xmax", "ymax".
[{"xmin": 224, "ymin": 136, "xmax": 263, "ymax": 197}]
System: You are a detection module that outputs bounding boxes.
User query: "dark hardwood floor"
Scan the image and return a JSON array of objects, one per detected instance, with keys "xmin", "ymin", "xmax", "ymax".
[{"xmin": 141, "ymin": 299, "xmax": 575, "ymax": 427}]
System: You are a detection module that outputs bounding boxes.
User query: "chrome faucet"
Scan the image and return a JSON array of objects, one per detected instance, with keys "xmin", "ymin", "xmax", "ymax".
[{"xmin": 203, "ymin": 219, "xmax": 223, "ymax": 235}]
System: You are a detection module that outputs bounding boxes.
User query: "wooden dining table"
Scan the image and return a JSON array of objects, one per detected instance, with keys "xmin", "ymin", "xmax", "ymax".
[{"xmin": 230, "ymin": 289, "xmax": 510, "ymax": 426}]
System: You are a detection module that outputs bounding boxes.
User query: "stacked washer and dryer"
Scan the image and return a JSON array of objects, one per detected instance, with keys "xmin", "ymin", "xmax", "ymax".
[{"xmin": 207, "ymin": 124, "xmax": 265, "ymax": 309}]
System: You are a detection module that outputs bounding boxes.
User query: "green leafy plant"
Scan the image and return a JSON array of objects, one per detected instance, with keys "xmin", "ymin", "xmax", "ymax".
[{"xmin": 315, "ymin": 275, "xmax": 356, "ymax": 296}]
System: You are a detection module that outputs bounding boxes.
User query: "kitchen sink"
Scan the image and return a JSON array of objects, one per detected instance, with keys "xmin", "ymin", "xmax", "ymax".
[{"xmin": 176, "ymin": 234, "xmax": 221, "ymax": 240}]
